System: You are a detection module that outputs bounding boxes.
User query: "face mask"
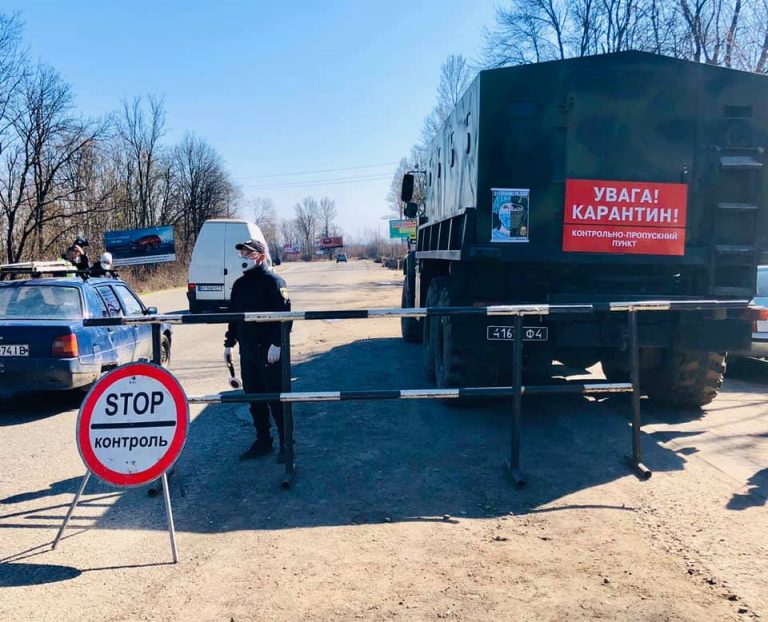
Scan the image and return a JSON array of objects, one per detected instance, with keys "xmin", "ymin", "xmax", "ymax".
[
  {"xmin": 241, "ymin": 257, "xmax": 257, "ymax": 272},
  {"xmin": 499, "ymin": 208, "xmax": 512, "ymax": 230}
]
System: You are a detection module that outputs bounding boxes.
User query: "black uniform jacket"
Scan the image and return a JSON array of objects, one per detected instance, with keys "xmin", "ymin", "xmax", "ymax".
[{"xmin": 224, "ymin": 264, "xmax": 291, "ymax": 349}]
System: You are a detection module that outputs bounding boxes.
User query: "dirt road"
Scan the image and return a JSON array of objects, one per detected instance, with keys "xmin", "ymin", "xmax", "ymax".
[{"xmin": 1, "ymin": 260, "xmax": 766, "ymax": 621}]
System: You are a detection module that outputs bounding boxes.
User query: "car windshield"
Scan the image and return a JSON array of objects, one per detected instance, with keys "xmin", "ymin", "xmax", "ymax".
[
  {"xmin": 0, "ymin": 285, "xmax": 83, "ymax": 319},
  {"xmin": 757, "ymin": 269, "xmax": 768, "ymax": 297}
]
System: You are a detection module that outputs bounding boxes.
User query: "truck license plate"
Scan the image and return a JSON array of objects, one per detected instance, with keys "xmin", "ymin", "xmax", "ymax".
[
  {"xmin": 0, "ymin": 344, "xmax": 29, "ymax": 356},
  {"xmin": 486, "ymin": 326, "xmax": 548, "ymax": 342}
]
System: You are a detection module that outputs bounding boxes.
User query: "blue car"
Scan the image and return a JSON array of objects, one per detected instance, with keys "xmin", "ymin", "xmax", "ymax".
[{"xmin": 0, "ymin": 275, "xmax": 171, "ymax": 394}]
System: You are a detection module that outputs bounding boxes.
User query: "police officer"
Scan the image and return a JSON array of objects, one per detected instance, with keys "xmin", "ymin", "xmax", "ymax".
[{"xmin": 223, "ymin": 239, "xmax": 291, "ymax": 461}]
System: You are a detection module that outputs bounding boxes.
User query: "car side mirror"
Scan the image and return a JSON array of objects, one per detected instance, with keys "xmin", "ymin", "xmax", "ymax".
[
  {"xmin": 401, "ymin": 174, "xmax": 414, "ymax": 202},
  {"xmin": 404, "ymin": 202, "xmax": 418, "ymax": 218},
  {"xmin": 145, "ymin": 306, "xmax": 158, "ymax": 315}
]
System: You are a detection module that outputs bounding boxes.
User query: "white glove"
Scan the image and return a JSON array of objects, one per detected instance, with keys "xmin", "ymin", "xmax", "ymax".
[
  {"xmin": 267, "ymin": 345, "xmax": 281, "ymax": 364},
  {"xmin": 224, "ymin": 347, "xmax": 233, "ymax": 365}
]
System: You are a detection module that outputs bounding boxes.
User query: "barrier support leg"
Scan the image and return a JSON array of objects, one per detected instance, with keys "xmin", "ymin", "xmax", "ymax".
[
  {"xmin": 280, "ymin": 323, "xmax": 296, "ymax": 490},
  {"xmin": 151, "ymin": 323, "xmax": 162, "ymax": 365},
  {"xmin": 161, "ymin": 472, "xmax": 179, "ymax": 563},
  {"xmin": 52, "ymin": 471, "xmax": 91, "ymax": 550},
  {"xmin": 624, "ymin": 310, "xmax": 652, "ymax": 480},
  {"xmin": 507, "ymin": 315, "xmax": 525, "ymax": 489}
]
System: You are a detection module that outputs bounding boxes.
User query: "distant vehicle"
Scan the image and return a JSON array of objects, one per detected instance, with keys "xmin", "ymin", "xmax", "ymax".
[
  {"xmin": 750, "ymin": 266, "xmax": 768, "ymax": 357},
  {"xmin": 131, "ymin": 234, "xmax": 162, "ymax": 252},
  {"xmin": 187, "ymin": 219, "xmax": 270, "ymax": 313},
  {"xmin": 0, "ymin": 262, "xmax": 172, "ymax": 394},
  {"xmin": 336, "ymin": 253, "xmax": 348, "ymax": 263}
]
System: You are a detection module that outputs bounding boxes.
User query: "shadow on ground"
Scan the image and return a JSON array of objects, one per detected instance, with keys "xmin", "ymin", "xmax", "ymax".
[
  {"xmin": 0, "ymin": 390, "xmax": 84, "ymax": 425},
  {"xmin": 3, "ymin": 338, "xmax": 699, "ymax": 538},
  {"xmin": 727, "ymin": 467, "xmax": 768, "ymax": 509}
]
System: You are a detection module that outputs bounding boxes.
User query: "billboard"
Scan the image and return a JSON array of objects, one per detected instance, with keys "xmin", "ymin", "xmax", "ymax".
[
  {"xmin": 319, "ymin": 236, "xmax": 344, "ymax": 249},
  {"xmin": 562, "ymin": 179, "xmax": 688, "ymax": 256},
  {"xmin": 105, "ymin": 226, "xmax": 176, "ymax": 267},
  {"xmin": 389, "ymin": 219, "xmax": 417, "ymax": 240},
  {"xmin": 283, "ymin": 244, "xmax": 300, "ymax": 255}
]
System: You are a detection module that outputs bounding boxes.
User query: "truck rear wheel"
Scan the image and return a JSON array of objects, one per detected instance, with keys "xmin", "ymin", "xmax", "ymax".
[
  {"xmin": 434, "ymin": 281, "xmax": 462, "ymax": 388},
  {"xmin": 645, "ymin": 350, "xmax": 726, "ymax": 408},
  {"xmin": 422, "ymin": 278, "xmax": 444, "ymax": 381},
  {"xmin": 400, "ymin": 277, "xmax": 422, "ymax": 343}
]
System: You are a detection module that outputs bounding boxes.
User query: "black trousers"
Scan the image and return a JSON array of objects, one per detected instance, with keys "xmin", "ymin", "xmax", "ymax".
[{"xmin": 240, "ymin": 345, "xmax": 284, "ymax": 445}]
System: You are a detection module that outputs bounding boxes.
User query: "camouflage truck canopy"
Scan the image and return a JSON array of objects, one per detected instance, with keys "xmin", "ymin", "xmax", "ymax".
[{"xmin": 420, "ymin": 51, "xmax": 768, "ymax": 297}]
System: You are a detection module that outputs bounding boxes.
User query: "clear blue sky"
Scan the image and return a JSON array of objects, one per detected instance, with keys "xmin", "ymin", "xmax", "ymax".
[{"xmin": 6, "ymin": 1, "xmax": 497, "ymax": 241}]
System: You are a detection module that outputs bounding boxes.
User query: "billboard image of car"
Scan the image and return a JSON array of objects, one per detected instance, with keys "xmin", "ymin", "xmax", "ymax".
[{"xmin": 105, "ymin": 226, "xmax": 176, "ymax": 266}]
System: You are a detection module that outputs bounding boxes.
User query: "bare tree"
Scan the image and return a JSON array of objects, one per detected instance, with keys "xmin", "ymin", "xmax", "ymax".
[
  {"xmin": 117, "ymin": 95, "xmax": 166, "ymax": 228},
  {"xmin": 171, "ymin": 132, "xmax": 235, "ymax": 239},
  {"xmin": 419, "ymin": 54, "xmax": 475, "ymax": 151},
  {"xmin": 483, "ymin": 0, "xmax": 768, "ymax": 73},
  {"xmin": 0, "ymin": 64, "xmax": 110, "ymax": 263},
  {"xmin": 250, "ymin": 196, "xmax": 279, "ymax": 245},
  {"xmin": 293, "ymin": 196, "xmax": 319, "ymax": 257},
  {"xmin": 318, "ymin": 196, "xmax": 337, "ymax": 237}
]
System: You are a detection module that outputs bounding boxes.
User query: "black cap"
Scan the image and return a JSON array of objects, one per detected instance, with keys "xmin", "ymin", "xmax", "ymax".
[{"xmin": 235, "ymin": 239, "xmax": 266, "ymax": 254}]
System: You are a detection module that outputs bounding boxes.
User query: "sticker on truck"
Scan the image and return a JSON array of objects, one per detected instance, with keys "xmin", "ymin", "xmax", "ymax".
[
  {"xmin": 562, "ymin": 179, "xmax": 688, "ymax": 255},
  {"xmin": 491, "ymin": 188, "xmax": 530, "ymax": 243}
]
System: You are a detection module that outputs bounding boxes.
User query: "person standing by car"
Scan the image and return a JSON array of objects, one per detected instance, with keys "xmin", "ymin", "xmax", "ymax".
[{"xmin": 223, "ymin": 239, "xmax": 291, "ymax": 461}]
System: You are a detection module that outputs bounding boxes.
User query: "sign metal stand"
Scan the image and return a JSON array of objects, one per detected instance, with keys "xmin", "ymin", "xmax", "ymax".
[{"xmin": 52, "ymin": 362, "xmax": 188, "ymax": 563}]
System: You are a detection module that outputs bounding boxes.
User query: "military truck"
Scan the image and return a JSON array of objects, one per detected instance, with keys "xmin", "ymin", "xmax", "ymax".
[{"xmin": 399, "ymin": 51, "xmax": 768, "ymax": 407}]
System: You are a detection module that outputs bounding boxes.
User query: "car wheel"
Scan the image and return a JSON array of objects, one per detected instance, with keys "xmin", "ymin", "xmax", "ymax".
[{"xmin": 161, "ymin": 334, "xmax": 172, "ymax": 368}]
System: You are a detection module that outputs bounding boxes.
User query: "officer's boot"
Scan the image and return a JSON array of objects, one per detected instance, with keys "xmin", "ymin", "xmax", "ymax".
[{"xmin": 239, "ymin": 437, "xmax": 272, "ymax": 460}]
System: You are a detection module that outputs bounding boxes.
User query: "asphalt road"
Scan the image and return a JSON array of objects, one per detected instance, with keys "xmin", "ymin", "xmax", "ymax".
[{"xmin": 1, "ymin": 259, "xmax": 767, "ymax": 620}]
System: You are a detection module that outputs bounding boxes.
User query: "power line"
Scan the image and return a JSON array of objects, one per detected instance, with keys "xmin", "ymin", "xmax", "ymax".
[
  {"xmin": 236, "ymin": 161, "xmax": 398, "ymax": 180},
  {"xmin": 242, "ymin": 172, "xmax": 392, "ymax": 191}
]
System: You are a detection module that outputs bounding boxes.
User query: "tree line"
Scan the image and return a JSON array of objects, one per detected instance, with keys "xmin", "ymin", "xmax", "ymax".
[
  {"xmin": 250, "ymin": 194, "xmax": 340, "ymax": 260},
  {"xmin": 389, "ymin": 0, "xmax": 768, "ymax": 217},
  {"xmin": 0, "ymin": 14, "xmax": 237, "ymax": 267}
]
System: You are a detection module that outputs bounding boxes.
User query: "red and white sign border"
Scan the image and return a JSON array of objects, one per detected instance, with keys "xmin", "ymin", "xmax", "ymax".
[{"xmin": 76, "ymin": 362, "xmax": 190, "ymax": 487}]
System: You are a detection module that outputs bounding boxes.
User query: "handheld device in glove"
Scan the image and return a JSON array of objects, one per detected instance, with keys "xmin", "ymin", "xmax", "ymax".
[{"xmin": 226, "ymin": 361, "xmax": 242, "ymax": 389}]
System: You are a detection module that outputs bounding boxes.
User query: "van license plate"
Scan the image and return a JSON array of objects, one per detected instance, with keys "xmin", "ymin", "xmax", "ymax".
[
  {"xmin": 0, "ymin": 345, "xmax": 29, "ymax": 356},
  {"xmin": 197, "ymin": 284, "xmax": 223, "ymax": 292},
  {"xmin": 486, "ymin": 326, "xmax": 548, "ymax": 341}
]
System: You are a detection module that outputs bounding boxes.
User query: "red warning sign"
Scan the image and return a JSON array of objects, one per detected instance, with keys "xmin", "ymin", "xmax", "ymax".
[
  {"xmin": 562, "ymin": 179, "xmax": 688, "ymax": 255},
  {"xmin": 77, "ymin": 363, "xmax": 189, "ymax": 487}
]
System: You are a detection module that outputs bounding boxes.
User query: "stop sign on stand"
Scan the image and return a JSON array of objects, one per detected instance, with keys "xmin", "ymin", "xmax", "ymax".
[{"xmin": 53, "ymin": 363, "xmax": 189, "ymax": 562}]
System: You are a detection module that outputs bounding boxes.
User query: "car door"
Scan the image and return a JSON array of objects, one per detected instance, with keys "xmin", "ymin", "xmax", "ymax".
[
  {"xmin": 112, "ymin": 283, "xmax": 152, "ymax": 361},
  {"xmin": 95, "ymin": 284, "xmax": 135, "ymax": 364},
  {"xmin": 82, "ymin": 285, "xmax": 117, "ymax": 368}
]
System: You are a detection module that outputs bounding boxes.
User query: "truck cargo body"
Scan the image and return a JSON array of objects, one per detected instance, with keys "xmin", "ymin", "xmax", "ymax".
[{"xmin": 402, "ymin": 52, "xmax": 768, "ymax": 405}]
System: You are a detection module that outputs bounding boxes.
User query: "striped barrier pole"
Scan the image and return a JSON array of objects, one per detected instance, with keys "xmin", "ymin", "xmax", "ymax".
[{"xmin": 83, "ymin": 299, "xmax": 755, "ymax": 328}]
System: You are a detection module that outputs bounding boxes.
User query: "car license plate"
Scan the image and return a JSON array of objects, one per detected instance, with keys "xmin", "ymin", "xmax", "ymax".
[
  {"xmin": 0, "ymin": 344, "xmax": 29, "ymax": 356},
  {"xmin": 197, "ymin": 284, "xmax": 223, "ymax": 292},
  {"xmin": 486, "ymin": 326, "xmax": 548, "ymax": 341}
]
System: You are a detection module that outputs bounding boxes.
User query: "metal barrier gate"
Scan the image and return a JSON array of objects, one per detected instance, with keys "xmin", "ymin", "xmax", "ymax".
[{"xmin": 85, "ymin": 299, "xmax": 751, "ymax": 489}]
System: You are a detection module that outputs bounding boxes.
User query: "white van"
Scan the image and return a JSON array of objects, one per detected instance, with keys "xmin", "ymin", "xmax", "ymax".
[{"xmin": 187, "ymin": 219, "xmax": 271, "ymax": 313}]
